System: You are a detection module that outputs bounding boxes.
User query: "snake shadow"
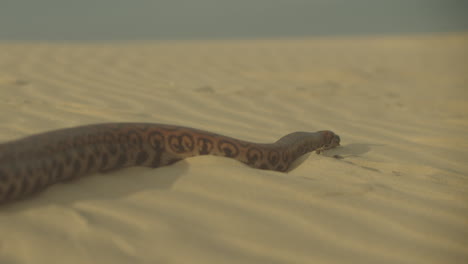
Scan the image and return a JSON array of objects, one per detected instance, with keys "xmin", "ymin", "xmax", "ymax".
[
  {"xmin": 327, "ymin": 143, "xmax": 378, "ymax": 157},
  {"xmin": 278, "ymin": 143, "xmax": 379, "ymax": 172},
  {"xmin": 321, "ymin": 143, "xmax": 384, "ymax": 173},
  {"xmin": 1, "ymin": 161, "xmax": 189, "ymax": 212}
]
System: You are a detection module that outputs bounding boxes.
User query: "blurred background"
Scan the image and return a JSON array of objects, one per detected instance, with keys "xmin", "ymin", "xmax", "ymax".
[{"xmin": 0, "ymin": 0, "xmax": 467, "ymax": 41}]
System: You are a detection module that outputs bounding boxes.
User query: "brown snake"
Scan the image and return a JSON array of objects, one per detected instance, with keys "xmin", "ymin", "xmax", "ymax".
[{"xmin": 0, "ymin": 123, "xmax": 340, "ymax": 204}]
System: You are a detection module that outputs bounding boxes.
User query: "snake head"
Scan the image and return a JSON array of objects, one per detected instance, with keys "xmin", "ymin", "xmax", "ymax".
[
  {"xmin": 329, "ymin": 132, "xmax": 341, "ymax": 147},
  {"xmin": 316, "ymin": 131, "xmax": 340, "ymax": 154}
]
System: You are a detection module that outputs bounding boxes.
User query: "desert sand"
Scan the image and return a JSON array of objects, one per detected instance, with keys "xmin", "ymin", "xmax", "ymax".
[{"xmin": 0, "ymin": 33, "xmax": 467, "ymax": 264}]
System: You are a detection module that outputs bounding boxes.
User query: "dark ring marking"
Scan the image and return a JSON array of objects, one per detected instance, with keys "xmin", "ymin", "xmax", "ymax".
[
  {"xmin": 197, "ymin": 137, "xmax": 214, "ymax": 155},
  {"xmin": 246, "ymin": 147, "xmax": 263, "ymax": 165},
  {"xmin": 19, "ymin": 178, "xmax": 29, "ymax": 196},
  {"xmin": 151, "ymin": 155, "xmax": 161, "ymax": 168},
  {"xmin": 297, "ymin": 145, "xmax": 306, "ymax": 155},
  {"xmin": 56, "ymin": 140, "xmax": 71, "ymax": 152},
  {"xmin": 65, "ymin": 154, "xmax": 72, "ymax": 166},
  {"xmin": 282, "ymin": 150, "xmax": 289, "ymax": 163},
  {"xmin": 119, "ymin": 130, "xmax": 143, "ymax": 150},
  {"xmin": 72, "ymin": 160, "xmax": 81, "ymax": 177},
  {"xmin": 127, "ymin": 131, "xmax": 143, "ymax": 148},
  {"xmin": 102, "ymin": 132, "xmax": 118, "ymax": 156},
  {"xmin": 267, "ymin": 150, "xmax": 280, "ymax": 166},
  {"xmin": 0, "ymin": 169, "xmax": 8, "ymax": 183},
  {"xmin": 100, "ymin": 153, "xmax": 109, "ymax": 170},
  {"xmin": 148, "ymin": 131, "xmax": 165, "ymax": 151},
  {"xmin": 111, "ymin": 154, "xmax": 128, "ymax": 171},
  {"xmin": 135, "ymin": 151, "xmax": 149, "ymax": 165},
  {"xmin": 218, "ymin": 140, "xmax": 239, "ymax": 158},
  {"xmin": 56, "ymin": 163, "xmax": 64, "ymax": 180},
  {"xmin": 148, "ymin": 130, "xmax": 165, "ymax": 168},
  {"xmin": 51, "ymin": 159, "xmax": 58, "ymax": 170},
  {"xmin": 40, "ymin": 160, "xmax": 49, "ymax": 175},
  {"xmin": 88, "ymin": 134, "xmax": 101, "ymax": 156},
  {"xmin": 168, "ymin": 133, "xmax": 195, "ymax": 153},
  {"xmin": 43, "ymin": 145, "xmax": 56, "ymax": 156},
  {"xmin": 86, "ymin": 155, "xmax": 96, "ymax": 172},
  {"xmin": 32, "ymin": 178, "xmax": 43, "ymax": 193},
  {"xmin": 26, "ymin": 167, "xmax": 33, "ymax": 179},
  {"xmin": 72, "ymin": 136, "xmax": 87, "ymax": 159},
  {"xmin": 50, "ymin": 159, "xmax": 58, "ymax": 180},
  {"xmin": 6, "ymin": 185, "xmax": 16, "ymax": 200}
]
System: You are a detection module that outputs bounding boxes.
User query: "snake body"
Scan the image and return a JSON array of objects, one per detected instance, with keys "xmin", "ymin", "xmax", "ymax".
[{"xmin": 0, "ymin": 123, "xmax": 340, "ymax": 204}]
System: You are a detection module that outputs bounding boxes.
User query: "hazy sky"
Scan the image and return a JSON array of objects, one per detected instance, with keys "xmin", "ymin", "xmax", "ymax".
[{"xmin": 0, "ymin": 0, "xmax": 467, "ymax": 41}]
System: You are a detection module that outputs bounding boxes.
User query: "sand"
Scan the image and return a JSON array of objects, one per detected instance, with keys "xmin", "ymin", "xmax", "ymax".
[{"xmin": 0, "ymin": 33, "xmax": 467, "ymax": 264}]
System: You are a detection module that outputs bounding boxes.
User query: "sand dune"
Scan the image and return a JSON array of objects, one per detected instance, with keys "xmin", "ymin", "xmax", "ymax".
[{"xmin": 0, "ymin": 33, "xmax": 467, "ymax": 264}]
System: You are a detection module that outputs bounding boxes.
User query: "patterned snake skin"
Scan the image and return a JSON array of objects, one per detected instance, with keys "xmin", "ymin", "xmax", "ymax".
[{"xmin": 0, "ymin": 123, "xmax": 340, "ymax": 204}]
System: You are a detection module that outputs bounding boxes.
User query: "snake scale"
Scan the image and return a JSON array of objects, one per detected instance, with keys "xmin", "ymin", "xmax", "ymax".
[{"xmin": 0, "ymin": 123, "xmax": 340, "ymax": 204}]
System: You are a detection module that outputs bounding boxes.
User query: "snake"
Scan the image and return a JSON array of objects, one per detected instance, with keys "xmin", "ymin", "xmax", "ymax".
[{"xmin": 0, "ymin": 123, "xmax": 340, "ymax": 204}]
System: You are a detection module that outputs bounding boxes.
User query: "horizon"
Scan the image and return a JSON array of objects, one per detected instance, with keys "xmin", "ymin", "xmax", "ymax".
[{"xmin": 1, "ymin": 0, "xmax": 467, "ymax": 41}]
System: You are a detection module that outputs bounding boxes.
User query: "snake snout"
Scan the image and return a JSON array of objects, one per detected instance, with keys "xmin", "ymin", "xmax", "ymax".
[{"xmin": 333, "ymin": 134, "xmax": 341, "ymax": 146}]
